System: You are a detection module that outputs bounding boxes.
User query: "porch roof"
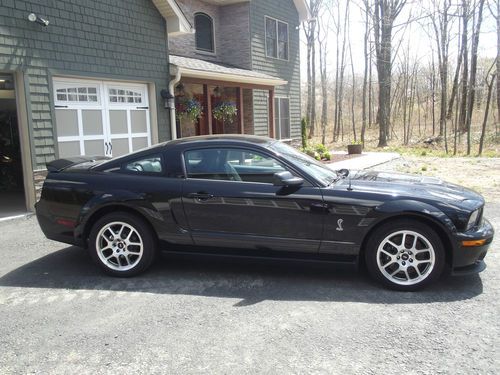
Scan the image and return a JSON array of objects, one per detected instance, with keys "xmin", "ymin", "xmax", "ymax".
[{"xmin": 169, "ymin": 55, "xmax": 288, "ymax": 87}]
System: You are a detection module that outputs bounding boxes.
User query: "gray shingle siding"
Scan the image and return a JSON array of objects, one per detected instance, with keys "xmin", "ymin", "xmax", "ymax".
[
  {"xmin": 0, "ymin": 0, "xmax": 170, "ymax": 169},
  {"xmin": 250, "ymin": 0, "xmax": 301, "ymax": 139}
]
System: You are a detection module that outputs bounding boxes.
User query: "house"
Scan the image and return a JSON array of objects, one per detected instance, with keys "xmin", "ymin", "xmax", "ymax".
[
  {"xmin": 168, "ymin": 0, "xmax": 309, "ymax": 141},
  {"xmin": 0, "ymin": 0, "xmax": 308, "ymax": 218}
]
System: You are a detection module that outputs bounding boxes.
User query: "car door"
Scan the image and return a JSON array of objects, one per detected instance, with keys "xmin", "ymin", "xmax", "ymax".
[{"xmin": 181, "ymin": 147, "xmax": 325, "ymax": 253}]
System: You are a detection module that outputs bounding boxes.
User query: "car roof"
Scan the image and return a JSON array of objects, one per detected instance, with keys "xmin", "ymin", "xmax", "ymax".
[
  {"xmin": 93, "ymin": 135, "xmax": 276, "ymax": 171},
  {"xmin": 166, "ymin": 134, "xmax": 274, "ymax": 147}
]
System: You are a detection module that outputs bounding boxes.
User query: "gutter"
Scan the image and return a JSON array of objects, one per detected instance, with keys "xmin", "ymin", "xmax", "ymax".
[{"xmin": 168, "ymin": 65, "xmax": 182, "ymax": 140}]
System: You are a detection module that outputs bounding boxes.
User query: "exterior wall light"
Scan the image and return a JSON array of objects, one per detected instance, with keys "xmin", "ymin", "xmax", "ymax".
[
  {"xmin": 161, "ymin": 89, "xmax": 175, "ymax": 110},
  {"xmin": 28, "ymin": 13, "xmax": 50, "ymax": 27}
]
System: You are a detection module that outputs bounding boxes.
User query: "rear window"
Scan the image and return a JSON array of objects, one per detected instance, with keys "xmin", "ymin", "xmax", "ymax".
[{"xmin": 122, "ymin": 154, "xmax": 163, "ymax": 174}]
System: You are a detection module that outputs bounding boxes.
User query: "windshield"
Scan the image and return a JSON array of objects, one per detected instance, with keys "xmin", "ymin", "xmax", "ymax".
[{"xmin": 268, "ymin": 141, "xmax": 340, "ymax": 186}]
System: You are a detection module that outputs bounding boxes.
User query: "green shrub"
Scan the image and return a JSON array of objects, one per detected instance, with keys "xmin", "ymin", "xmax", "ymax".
[
  {"xmin": 301, "ymin": 118, "xmax": 308, "ymax": 149},
  {"xmin": 301, "ymin": 143, "xmax": 330, "ymax": 161}
]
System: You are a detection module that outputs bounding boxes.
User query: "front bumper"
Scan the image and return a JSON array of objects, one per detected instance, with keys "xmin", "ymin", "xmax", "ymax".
[{"xmin": 452, "ymin": 218, "xmax": 494, "ymax": 274}]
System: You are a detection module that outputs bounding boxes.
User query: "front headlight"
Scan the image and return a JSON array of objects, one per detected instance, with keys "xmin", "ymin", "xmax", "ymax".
[{"xmin": 466, "ymin": 209, "xmax": 480, "ymax": 231}]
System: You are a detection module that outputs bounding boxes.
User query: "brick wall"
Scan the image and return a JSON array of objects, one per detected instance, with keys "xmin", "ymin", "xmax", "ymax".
[
  {"xmin": 242, "ymin": 88, "xmax": 254, "ymax": 134},
  {"xmin": 0, "ymin": 0, "xmax": 171, "ymax": 170}
]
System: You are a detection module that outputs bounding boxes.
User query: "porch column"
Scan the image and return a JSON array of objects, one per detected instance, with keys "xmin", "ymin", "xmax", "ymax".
[
  {"xmin": 204, "ymin": 84, "xmax": 213, "ymax": 135},
  {"xmin": 268, "ymin": 88, "xmax": 275, "ymax": 138},
  {"xmin": 237, "ymin": 87, "xmax": 244, "ymax": 134}
]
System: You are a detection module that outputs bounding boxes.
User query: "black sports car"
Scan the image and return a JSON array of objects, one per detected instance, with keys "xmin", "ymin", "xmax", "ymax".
[{"xmin": 36, "ymin": 135, "xmax": 494, "ymax": 290}]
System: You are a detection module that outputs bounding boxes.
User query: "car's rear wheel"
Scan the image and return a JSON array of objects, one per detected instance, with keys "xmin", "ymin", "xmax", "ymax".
[
  {"xmin": 365, "ymin": 219, "xmax": 445, "ymax": 291},
  {"xmin": 89, "ymin": 212, "xmax": 156, "ymax": 277}
]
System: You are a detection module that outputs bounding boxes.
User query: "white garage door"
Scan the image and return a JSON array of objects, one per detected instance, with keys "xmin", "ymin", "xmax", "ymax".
[{"xmin": 53, "ymin": 78, "xmax": 151, "ymax": 158}]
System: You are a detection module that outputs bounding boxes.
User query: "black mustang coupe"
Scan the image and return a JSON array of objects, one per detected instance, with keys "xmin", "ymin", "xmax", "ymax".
[{"xmin": 36, "ymin": 135, "xmax": 494, "ymax": 290}]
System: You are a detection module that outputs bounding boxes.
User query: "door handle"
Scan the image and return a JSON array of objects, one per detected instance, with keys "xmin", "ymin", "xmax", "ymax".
[
  {"xmin": 187, "ymin": 192, "xmax": 214, "ymax": 201},
  {"xmin": 109, "ymin": 142, "xmax": 112, "ymax": 154},
  {"xmin": 105, "ymin": 142, "xmax": 109, "ymax": 155}
]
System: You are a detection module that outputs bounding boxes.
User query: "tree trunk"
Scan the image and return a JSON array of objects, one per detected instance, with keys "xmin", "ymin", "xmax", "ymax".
[
  {"xmin": 479, "ymin": 66, "xmax": 496, "ymax": 155},
  {"xmin": 361, "ymin": 0, "xmax": 369, "ymax": 145},
  {"xmin": 458, "ymin": 0, "xmax": 469, "ymax": 133},
  {"xmin": 466, "ymin": 0, "xmax": 486, "ymax": 155}
]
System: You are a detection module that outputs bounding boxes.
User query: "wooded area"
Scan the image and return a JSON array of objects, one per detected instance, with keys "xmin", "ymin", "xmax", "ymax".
[{"xmin": 303, "ymin": 0, "xmax": 499, "ymax": 155}]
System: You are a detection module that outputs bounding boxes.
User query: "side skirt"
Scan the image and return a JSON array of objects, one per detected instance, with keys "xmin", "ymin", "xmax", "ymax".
[{"xmin": 159, "ymin": 244, "xmax": 358, "ymax": 266}]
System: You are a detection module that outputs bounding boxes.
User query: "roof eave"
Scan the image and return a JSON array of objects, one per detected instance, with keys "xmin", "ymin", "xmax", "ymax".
[
  {"xmin": 171, "ymin": 65, "xmax": 288, "ymax": 87},
  {"xmin": 152, "ymin": 0, "xmax": 193, "ymax": 35},
  {"xmin": 293, "ymin": 0, "xmax": 311, "ymax": 22}
]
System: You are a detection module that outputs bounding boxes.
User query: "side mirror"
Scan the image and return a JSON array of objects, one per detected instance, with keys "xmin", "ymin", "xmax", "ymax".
[{"xmin": 273, "ymin": 171, "xmax": 304, "ymax": 187}]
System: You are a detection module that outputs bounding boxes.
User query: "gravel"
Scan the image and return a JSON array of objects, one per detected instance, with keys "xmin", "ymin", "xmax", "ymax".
[{"xmin": 0, "ymin": 156, "xmax": 498, "ymax": 374}]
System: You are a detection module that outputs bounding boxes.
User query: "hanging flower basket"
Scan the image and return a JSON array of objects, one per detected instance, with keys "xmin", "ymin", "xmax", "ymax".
[
  {"xmin": 212, "ymin": 102, "xmax": 238, "ymax": 122},
  {"xmin": 176, "ymin": 97, "xmax": 203, "ymax": 122}
]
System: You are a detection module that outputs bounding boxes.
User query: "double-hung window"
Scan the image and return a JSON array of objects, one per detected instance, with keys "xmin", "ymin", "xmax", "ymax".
[{"xmin": 265, "ymin": 17, "xmax": 288, "ymax": 60}]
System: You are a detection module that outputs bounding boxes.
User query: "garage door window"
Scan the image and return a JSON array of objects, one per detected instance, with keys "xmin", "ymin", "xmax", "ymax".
[
  {"xmin": 54, "ymin": 78, "xmax": 151, "ymax": 159},
  {"xmin": 55, "ymin": 85, "xmax": 100, "ymax": 104},
  {"xmin": 109, "ymin": 88, "xmax": 143, "ymax": 104}
]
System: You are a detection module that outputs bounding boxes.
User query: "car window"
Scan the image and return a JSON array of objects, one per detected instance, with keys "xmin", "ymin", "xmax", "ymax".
[
  {"xmin": 185, "ymin": 148, "xmax": 289, "ymax": 184},
  {"xmin": 122, "ymin": 154, "xmax": 163, "ymax": 174}
]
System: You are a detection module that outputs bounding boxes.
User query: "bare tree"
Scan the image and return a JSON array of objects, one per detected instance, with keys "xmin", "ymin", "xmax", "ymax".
[
  {"xmin": 465, "ymin": 0, "xmax": 486, "ymax": 155},
  {"xmin": 478, "ymin": 61, "xmax": 497, "ymax": 155},
  {"xmin": 487, "ymin": 0, "xmax": 499, "ymax": 126},
  {"xmin": 318, "ymin": 9, "xmax": 329, "ymax": 145},
  {"xmin": 304, "ymin": 0, "xmax": 322, "ymax": 138},
  {"xmin": 331, "ymin": 0, "xmax": 350, "ymax": 142},
  {"xmin": 371, "ymin": 0, "xmax": 408, "ymax": 147},
  {"xmin": 429, "ymin": 0, "xmax": 452, "ymax": 151},
  {"xmin": 458, "ymin": 0, "xmax": 469, "ymax": 133},
  {"xmin": 361, "ymin": 0, "xmax": 371, "ymax": 145}
]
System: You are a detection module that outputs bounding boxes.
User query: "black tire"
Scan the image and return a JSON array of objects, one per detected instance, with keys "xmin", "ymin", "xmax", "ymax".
[
  {"xmin": 364, "ymin": 219, "xmax": 445, "ymax": 291},
  {"xmin": 88, "ymin": 212, "xmax": 157, "ymax": 277}
]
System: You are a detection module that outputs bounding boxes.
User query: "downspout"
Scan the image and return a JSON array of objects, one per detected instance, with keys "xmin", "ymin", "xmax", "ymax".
[{"xmin": 168, "ymin": 65, "xmax": 181, "ymax": 140}]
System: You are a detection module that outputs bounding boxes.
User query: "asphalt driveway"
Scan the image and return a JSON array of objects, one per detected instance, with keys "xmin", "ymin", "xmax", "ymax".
[{"xmin": 0, "ymin": 190, "xmax": 498, "ymax": 373}]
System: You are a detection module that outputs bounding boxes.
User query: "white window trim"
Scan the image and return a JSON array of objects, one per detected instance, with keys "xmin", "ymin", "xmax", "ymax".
[
  {"xmin": 194, "ymin": 12, "xmax": 216, "ymax": 55},
  {"xmin": 264, "ymin": 16, "xmax": 289, "ymax": 61},
  {"xmin": 274, "ymin": 96, "xmax": 291, "ymax": 140}
]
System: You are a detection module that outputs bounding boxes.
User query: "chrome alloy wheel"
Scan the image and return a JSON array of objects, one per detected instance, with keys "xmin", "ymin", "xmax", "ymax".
[
  {"xmin": 96, "ymin": 221, "xmax": 144, "ymax": 271},
  {"xmin": 376, "ymin": 230, "xmax": 436, "ymax": 286}
]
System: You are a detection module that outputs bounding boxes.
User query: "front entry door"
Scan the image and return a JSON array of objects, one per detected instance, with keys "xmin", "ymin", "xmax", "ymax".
[{"xmin": 181, "ymin": 147, "xmax": 325, "ymax": 252}]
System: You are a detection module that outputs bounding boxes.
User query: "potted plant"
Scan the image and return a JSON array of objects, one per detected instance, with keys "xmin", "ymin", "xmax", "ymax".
[
  {"xmin": 347, "ymin": 140, "xmax": 362, "ymax": 155},
  {"xmin": 212, "ymin": 101, "xmax": 238, "ymax": 122},
  {"xmin": 176, "ymin": 97, "xmax": 203, "ymax": 122}
]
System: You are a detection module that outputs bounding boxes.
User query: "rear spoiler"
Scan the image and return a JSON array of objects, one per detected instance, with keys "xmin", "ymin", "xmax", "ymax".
[{"xmin": 46, "ymin": 156, "xmax": 109, "ymax": 172}]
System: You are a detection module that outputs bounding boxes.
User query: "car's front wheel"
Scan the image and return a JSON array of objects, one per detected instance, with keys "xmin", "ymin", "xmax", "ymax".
[
  {"xmin": 365, "ymin": 219, "xmax": 445, "ymax": 291},
  {"xmin": 89, "ymin": 212, "xmax": 156, "ymax": 277}
]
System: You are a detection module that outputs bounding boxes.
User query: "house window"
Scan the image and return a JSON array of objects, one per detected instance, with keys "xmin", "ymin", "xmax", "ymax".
[
  {"xmin": 274, "ymin": 97, "xmax": 290, "ymax": 139},
  {"xmin": 265, "ymin": 17, "xmax": 288, "ymax": 60},
  {"xmin": 195, "ymin": 13, "xmax": 215, "ymax": 53}
]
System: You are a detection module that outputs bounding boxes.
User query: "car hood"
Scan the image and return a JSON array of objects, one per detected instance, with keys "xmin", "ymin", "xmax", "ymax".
[{"xmin": 338, "ymin": 170, "xmax": 483, "ymax": 205}]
